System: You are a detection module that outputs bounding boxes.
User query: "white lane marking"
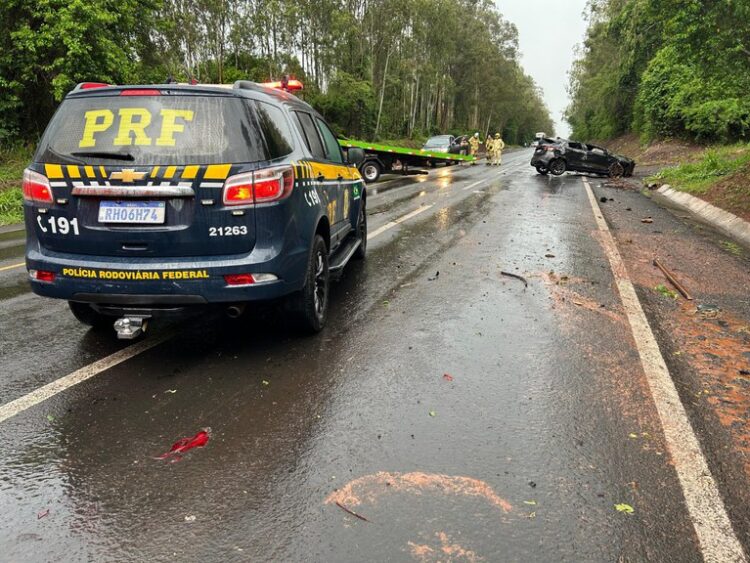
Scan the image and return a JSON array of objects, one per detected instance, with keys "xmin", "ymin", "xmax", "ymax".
[
  {"xmin": 0, "ymin": 262, "xmax": 24, "ymax": 272},
  {"xmin": 0, "ymin": 332, "xmax": 171, "ymax": 425},
  {"xmin": 462, "ymin": 179, "xmax": 485, "ymax": 191},
  {"xmin": 583, "ymin": 177, "xmax": 746, "ymax": 563},
  {"xmin": 367, "ymin": 204, "xmax": 434, "ymax": 240}
]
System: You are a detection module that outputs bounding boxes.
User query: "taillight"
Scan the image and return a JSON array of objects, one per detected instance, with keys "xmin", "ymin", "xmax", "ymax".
[
  {"xmin": 222, "ymin": 166, "xmax": 294, "ymax": 206},
  {"xmin": 22, "ymin": 169, "xmax": 54, "ymax": 204},
  {"xmin": 224, "ymin": 273, "xmax": 255, "ymax": 286},
  {"xmin": 543, "ymin": 145, "xmax": 557, "ymax": 152},
  {"xmin": 80, "ymin": 82, "xmax": 110, "ymax": 89},
  {"xmin": 29, "ymin": 269, "xmax": 55, "ymax": 282}
]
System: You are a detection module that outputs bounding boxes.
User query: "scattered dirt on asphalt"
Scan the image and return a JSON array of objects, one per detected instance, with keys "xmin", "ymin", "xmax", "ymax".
[
  {"xmin": 408, "ymin": 532, "xmax": 480, "ymax": 562},
  {"xmin": 536, "ymin": 271, "xmax": 625, "ymax": 326},
  {"xmin": 604, "ymin": 204, "xmax": 750, "ymax": 479},
  {"xmin": 325, "ymin": 472, "xmax": 512, "ymax": 513}
]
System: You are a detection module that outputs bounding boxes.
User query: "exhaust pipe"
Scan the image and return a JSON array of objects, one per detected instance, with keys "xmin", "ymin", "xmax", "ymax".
[{"xmin": 226, "ymin": 304, "xmax": 246, "ymax": 319}]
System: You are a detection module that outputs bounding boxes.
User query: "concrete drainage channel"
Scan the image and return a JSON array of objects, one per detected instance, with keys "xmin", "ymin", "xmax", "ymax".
[{"xmin": 652, "ymin": 185, "xmax": 750, "ymax": 249}]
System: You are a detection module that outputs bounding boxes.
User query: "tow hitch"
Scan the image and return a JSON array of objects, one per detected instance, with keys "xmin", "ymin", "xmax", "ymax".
[{"xmin": 113, "ymin": 316, "xmax": 149, "ymax": 340}]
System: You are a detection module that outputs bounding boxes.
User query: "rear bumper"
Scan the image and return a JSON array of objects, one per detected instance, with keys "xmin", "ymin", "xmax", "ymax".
[
  {"xmin": 530, "ymin": 153, "xmax": 554, "ymax": 167},
  {"xmin": 25, "ymin": 245, "xmax": 308, "ymax": 305}
]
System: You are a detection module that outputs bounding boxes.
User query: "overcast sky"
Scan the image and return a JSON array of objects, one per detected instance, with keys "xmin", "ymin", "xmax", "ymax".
[{"xmin": 496, "ymin": 0, "xmax": 589, "ymax": 137}]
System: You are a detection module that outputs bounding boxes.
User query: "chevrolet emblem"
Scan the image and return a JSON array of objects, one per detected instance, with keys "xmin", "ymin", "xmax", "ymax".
[{"xmin": 110, "ymin": 169, "xmax": 146, "ymax": 183}]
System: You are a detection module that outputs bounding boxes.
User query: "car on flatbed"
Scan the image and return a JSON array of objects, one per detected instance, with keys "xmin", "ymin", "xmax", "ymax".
[
  {"xmin": 531, "ymin": 138, "xmax": 635, "ymax": 177},
  {"xmin": 23, "ymin": 80, "xmax": 367, "ymax": 338}
]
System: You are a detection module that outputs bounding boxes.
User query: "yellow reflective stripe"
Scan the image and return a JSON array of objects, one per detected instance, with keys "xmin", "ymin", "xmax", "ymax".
[
  {"xmin": 182, "ymin": 165, "xmax": 199, "ymax": 179},
  {"xmin": 204, "ymin": 164, "xmax": 231, "ymax": 180},
  {"xmin": 99, "ymin": 166, "xmax": 107, "ymax": 178},
  {"xmin": 67, "ymin": 165, "xmax": 81, "ymax": 179},
  {"xmin": 84, "ymin": 166, "xmax": 95, "ymax": 178},
  {"xmin": 151, "ymin": 166, "xmax": 160, "ymax": 178},
  {"xmin": 45, "ymin": 164, "xmax": 63, "ymax": 179},
  {"xmin": 164, "ymin": 166, "xmax": 177, "ymax": 179}
]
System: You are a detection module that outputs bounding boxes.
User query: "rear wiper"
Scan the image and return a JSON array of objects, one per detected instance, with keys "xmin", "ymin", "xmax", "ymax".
[{"xmin": 70, "ymin": 151, "xmax": 135, "ymax": 161}]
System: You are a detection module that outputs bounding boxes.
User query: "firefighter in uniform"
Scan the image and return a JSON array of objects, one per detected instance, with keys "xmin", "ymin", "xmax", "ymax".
[
  {"xmin": 468, "ymin": 132, "xmax": 480, "ymax": 165},
  {"xmin": 491, "ymin": 133, "xmax": 505, "ymax": 166},
  {"xmin": 484, "ymin": 134, "xmax": 495, "ymax": 165}
]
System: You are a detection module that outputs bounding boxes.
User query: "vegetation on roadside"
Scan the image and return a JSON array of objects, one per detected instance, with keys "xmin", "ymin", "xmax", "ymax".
[
  {"xmin": 0, "ymin": 0, "xmax": 552, "ymax": 146},
  {"xmin": 566, "ymin": 0, "xmax": 750, "ymax": 144},
  {"xmin": 645, "ymin": 143, "xmax": 750, "ymax": 222},
  {"xmin": 0, "ymin": 187, "xmax": 22, "ymax": 225},
  {"xmin": 647, "ymin": 145, "xmax": 750, "ymax": 194},
  {"xmin": 0, "ymin": 145, "xmax": 32, "ymax": 225}
]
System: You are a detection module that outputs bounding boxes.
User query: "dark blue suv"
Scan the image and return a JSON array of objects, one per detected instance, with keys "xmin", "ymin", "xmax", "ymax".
[{"xmin": 23, "ymin": 81, "xmax": 367, "ymax": 337}]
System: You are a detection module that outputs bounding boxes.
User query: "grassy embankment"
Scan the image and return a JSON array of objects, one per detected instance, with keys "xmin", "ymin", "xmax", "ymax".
[
  {"xmin": 646, "ymin": 143, "xmax": 750, "ymax": 222},
  {"xmin": 0, "ymin": 145, "xmax": 33, "ymax": 226},
  {"xmin": 604, "ymin": 135, "xmax": 750, "ymax": 222}
]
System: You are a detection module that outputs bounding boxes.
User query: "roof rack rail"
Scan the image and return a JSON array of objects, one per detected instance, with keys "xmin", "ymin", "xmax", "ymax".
[{"xmin": 233, "ymin": 80, "xmax": 264, "ymax": 92}]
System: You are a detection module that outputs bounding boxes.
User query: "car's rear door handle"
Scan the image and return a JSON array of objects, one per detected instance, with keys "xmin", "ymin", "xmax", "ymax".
[{"xmin": 316, "ymin": 174, "xmax": 325, "ymax": 182}]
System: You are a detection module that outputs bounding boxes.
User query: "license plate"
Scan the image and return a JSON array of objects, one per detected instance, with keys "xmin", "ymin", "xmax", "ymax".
[{"xmin": 98, "ymin": 201, "xmax": 165, "ymax": 224}]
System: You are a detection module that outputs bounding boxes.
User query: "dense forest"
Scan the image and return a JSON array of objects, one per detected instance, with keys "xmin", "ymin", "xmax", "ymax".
[
  {"xmin": 566, "ymin": 0, "xmax": 750, "ymax": 143},
  {"xmin": 0, "ymin": 0, "xmax": 553, "ymax": 146}
]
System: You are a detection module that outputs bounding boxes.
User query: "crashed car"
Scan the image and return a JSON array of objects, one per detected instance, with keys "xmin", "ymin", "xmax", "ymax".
[{"xmin": 531, "ymin": 139, "xmax": 635, "ymax": 177}]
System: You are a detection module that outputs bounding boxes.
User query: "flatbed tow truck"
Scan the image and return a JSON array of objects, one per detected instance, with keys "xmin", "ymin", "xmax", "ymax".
[{"xmin": 338, "ymin": 138, "xmax": 476, "ymax": 183}]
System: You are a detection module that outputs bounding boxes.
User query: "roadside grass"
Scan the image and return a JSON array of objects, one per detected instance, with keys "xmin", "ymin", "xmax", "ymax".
[
  {"xmin": 0, "ymin": 145, "xmax": 32, "ymax": 225},
  {"xmin": 0, "ymin": 188, "xmax": 23, "ymax": 225},
  {"xmin": 646, "ymin": 143, "xmax": 750, "ymax": 195}
]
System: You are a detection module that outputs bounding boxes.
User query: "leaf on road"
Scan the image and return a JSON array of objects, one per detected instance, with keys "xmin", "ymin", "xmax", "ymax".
[
  {"xmin": 628, "ymin": 433, "xmax": 638, "ymax": 439},
  {"xmin": 164, "ymin": 389, "xmax": 177, "ymax": 394},
  {"xmin": 523, "ymin": 500, "xmax": 536, "ymax": 505},
  {"xmin": 429, "ymin": 410, "xmax": 436, "ymax": 417},
  {"xmin": 261, "ymin": 380, "xmax": 269, "ymax": 386},
  {"xmin": 615, "ymin": 503, "xmax": 634, "ymax": 514},
  {"xmin": 46, "ymin": 414, "xmax": 55, "ymax": 422}
]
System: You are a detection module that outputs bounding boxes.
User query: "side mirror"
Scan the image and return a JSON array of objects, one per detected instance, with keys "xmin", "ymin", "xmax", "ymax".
[{"xmin": 346, "ymin": 147, "xmax": 365, "ymax": 167}]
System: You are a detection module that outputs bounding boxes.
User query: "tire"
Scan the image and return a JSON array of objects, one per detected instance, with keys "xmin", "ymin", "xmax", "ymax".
[
  {"xmin": 608, "ymin": 162, "xmax": 624, "ymax": 178},
  {"xmin": 287, "ymin": 234, "xmax": 329, "ymax": 333},
  {"xmin": 68, "ymin": 301, "xmax": 112, "ymax": 329},
  {"xmin": 535, "ymin": 165, "xmax": 549, "ymax": 175},
  {"xmin": 353, "ymin": 199, "xmax": 367, "ymax": 260},
  {"xmin": 361, "ymin": 161, "xmax": 381, "ymax": 183},
  {"xmin": 549, "ymin": 158, "xmax": 567, "ymax": 176}
]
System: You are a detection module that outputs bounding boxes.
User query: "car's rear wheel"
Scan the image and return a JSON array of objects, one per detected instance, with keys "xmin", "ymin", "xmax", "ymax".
[
  {"xmin": 361, "ymin": 161, "xmax": 381, "ymax": 183},
  {"xmin": 535, "ymin": 165, "xmax": 549, "ymax": 175},
  {"xmin": 608, "ymin": 162, "xmax": 624, "ymax": 178},
  {"xmin": 288, "ymin": 234, "xmax": 329, "ymax": 333},
  {"xmin": 549, "ymin": 159, "xmax": 567, "ymax": 176},
  {"xmin": 68, "ymin": 301, "xmax": 112, "ymax": 329},
  {"xmin": 354, "ymin": 200, "xmax": 367, "ymax": 260}
]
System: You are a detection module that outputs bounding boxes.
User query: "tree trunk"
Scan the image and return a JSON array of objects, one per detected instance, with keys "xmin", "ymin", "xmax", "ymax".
[{"xmin": 374, "ymin": 48, "xmax": 391, "ymax": 139}]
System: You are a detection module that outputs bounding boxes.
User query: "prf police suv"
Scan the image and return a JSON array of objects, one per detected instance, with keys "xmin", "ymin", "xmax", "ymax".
[{"xmin": 23, "ymin": 80, "xmax": 367, "ymax": 338}]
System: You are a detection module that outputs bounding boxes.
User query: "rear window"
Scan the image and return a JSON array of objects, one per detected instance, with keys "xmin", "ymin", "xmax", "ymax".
[
  {"xmin": 35, "ymin": 94, "xmax": 281, "ymax": 165},
  {"xmin": 424, "ymin": 136, "xmax": 450, "ymax": 147}
]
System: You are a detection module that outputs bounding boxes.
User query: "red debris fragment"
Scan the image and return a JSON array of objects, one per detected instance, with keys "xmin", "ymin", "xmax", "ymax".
[
  {"xmin": 443, "ymin": 373, "xmax": 454, "ymax": 382},
  {"xmin": 37, "ymin": 508, "xmax": 49, "ymax": 520},
  {"xmin": 156, "ymin": 428, "xmax": 211, "ymax": 462}
]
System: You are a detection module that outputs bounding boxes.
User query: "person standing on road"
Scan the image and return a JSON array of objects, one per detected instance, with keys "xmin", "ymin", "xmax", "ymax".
[
  {"xmin": 485, "ymin": 134, "xmax": 495, "ymax": 165},
  {"xmin": 468, "ymin": 132, "xmax": 480, "ymax": 165},
  {"xmin": 491, "ymin": 133, "xmax": 505, "ymax": 166}
]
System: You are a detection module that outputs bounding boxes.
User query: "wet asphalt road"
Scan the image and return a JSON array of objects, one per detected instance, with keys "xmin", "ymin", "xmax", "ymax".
[{"xmin": 0, "ymin": 150, "xmax": 737, "ymax": 561}]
